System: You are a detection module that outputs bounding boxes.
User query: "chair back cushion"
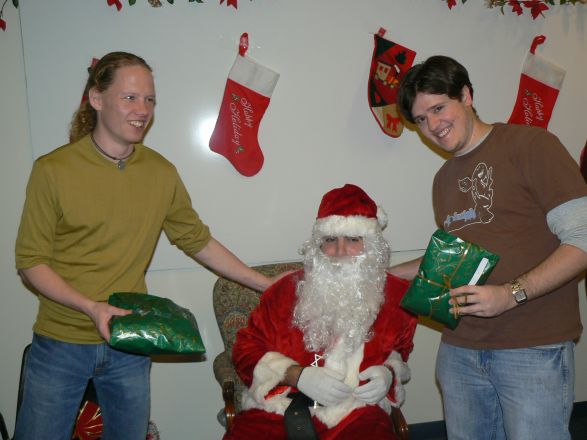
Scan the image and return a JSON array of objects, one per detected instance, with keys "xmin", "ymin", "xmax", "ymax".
[
  {"xmin": 213, "ymin": 262, "xmax": 302, "ymax": 354},
  {"xmin": 213, "ymin": 262, "xmax": 303, "ymax": 414}
]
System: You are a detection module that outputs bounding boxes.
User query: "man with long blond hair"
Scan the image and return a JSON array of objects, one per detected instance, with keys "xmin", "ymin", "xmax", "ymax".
[{"xmin": 15, "ymin": 51, "xmax": 279, "ymax": 440}]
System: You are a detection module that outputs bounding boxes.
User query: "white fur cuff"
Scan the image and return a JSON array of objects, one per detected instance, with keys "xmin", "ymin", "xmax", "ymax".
[
  {"xmin": 385, "ymin": 351, "xmax": 410, "ymax": 407},
  {"xmin": 248, "ymin": 351, "xmax": 298, "ymax": 403}
]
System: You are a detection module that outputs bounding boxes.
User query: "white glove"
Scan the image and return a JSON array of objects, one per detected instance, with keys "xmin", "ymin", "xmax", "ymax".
[
  {"xmin": 296, "ymin": 366, "xmax": 352, "ymax": 407},
  {"xmin": 353, "ymin": 365, "xmax": 393, "ymax": 404}
]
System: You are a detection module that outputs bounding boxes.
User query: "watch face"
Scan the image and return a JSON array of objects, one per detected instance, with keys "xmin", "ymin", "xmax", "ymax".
[
  {"xmin": 513, "ymin": 289, "xmax": 527, "ymax": 304},
  {"xmin": 510, "ymin": 280, "xmax": 527, "ymax": 304}
]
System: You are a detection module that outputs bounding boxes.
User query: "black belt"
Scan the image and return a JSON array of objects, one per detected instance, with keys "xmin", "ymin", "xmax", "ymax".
[{"xmin": 284, "ymin": 392, "xmax": 319, "ymax": 440}]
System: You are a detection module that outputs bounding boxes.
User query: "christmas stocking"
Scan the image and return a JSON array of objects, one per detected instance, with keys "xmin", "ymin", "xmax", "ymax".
[
  {"xmin": 508, "ymin": 35, "xmax": 565, "ymax": 129},
  {"xmin": 368, "ymin": 28, "xmax": 416, "ymax": 138},
  {"xmin": 209, "ymin": 33, "xmax": 279, "ymax": 177}
]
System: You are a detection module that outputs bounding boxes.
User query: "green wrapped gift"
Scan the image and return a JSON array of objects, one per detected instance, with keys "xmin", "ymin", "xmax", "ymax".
[
  {"xmin": 400, "ymin": 229, "xmax": 500, "ymax": 329},
  {"xmin": 108, "ymin": 292, "xmax": 205, "ymax": 355}
]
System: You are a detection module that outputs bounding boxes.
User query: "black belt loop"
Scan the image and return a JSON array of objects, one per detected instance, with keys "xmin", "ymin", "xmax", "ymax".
[{"xmin": 284, "ymin": 392, "xmax": 319, "ymax": 440}]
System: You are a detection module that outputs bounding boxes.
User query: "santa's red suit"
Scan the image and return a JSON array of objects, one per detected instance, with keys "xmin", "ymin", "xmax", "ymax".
[{"xmin": 224, "ymin": 269, "xmax": 417, "ymax": 439}]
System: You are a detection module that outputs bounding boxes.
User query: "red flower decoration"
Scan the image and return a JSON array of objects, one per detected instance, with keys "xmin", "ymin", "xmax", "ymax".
[
  {"xmin": 220, "ymin": 0, "xmax": 238, "ymax": 8},
  {"xmin": 0, "ymin": 18, "xmax": 6, "ymax": 31},
  {"xmin": 522, "ymin": 0, "xmax": 549, "ymax": 19},
  {"xmin": 508, "ymin": 0, "xmax": 524, "ymax": 15},
  {"xmin": 444, "ymin": 0, "xmax": 570, "ymax": 19},
  {"xmin": 107, "ymin": 0, "xmax": 123, "ymax": 11}
]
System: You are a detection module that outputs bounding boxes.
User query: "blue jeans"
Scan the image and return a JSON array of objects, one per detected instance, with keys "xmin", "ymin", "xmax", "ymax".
[
  {"xmin": 14, "ymin": 334, "xmax": 151, "ymax": 440},
  {"xmin": 436, "ymin": 341, "xmax": 574, "ymax": 440}
]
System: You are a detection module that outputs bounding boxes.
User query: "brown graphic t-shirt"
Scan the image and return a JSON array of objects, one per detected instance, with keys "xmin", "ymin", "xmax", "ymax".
[{"xmin": 433, "ymin": 123, "xmax": 587, "ymax": 349}]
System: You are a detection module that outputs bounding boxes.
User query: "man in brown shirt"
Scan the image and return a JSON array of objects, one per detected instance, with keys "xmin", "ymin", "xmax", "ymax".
[{"xmin": 391, "ymin": 55, "xmax": 587, "ymax": 440}]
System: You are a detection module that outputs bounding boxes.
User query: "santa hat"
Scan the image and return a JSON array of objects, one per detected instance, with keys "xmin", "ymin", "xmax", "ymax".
[{"xmin": 313, "ymin": 184, "xmax": 388, "ymax": 237}]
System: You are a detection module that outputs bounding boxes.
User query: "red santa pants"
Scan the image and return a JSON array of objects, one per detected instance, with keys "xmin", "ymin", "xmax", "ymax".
[{"xmin": 223, "ymin": 405, "xmax": 397, "ymax": 440}]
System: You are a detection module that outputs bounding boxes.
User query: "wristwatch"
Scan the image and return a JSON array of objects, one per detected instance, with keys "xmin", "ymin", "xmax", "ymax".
[{"xmin": 510, "ymin": 279, "xmax": 528, "ymax": 305}]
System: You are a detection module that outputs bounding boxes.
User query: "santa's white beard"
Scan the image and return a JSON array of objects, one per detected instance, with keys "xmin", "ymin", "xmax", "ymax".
[{"xmin": 293, "ymin": 235, "xmax": 389, "ymax": 355}]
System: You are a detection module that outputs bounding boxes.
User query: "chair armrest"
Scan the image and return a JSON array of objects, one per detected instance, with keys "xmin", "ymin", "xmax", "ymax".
[
  {"xmin": 213, "ymin": 351, "xmax": 239, "ymax": 385},
  {"xmin": 222, "ymin": 380, "xmax": 236, "ymax": 432},
  {"xmin": 214, "ymin": 351, "xmax": 239, "ymax": 431},
  {"xmin": 391, "ymin": 406, "xmax": 409, "ymax": 440}
]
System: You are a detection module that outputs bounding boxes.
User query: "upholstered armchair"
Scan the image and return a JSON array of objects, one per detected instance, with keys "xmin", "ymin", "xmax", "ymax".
[{"xmin": 212, "ymin": 262, "xmax": 409, "ymax": 439}]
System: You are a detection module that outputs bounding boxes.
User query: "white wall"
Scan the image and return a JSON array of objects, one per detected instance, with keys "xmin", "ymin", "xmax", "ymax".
[
  {"xmin": 0, "ymin": 1, "xmax": 38, "ymax": 433},
  {"xmin": 1, "ymin": 1, "xmax": 586, "ymax": 439}
]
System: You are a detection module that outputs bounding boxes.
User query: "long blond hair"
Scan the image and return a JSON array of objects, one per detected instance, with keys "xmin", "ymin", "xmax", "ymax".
[{"xmin": 69, "ymin": 52, "xmax": 152, "ymax": 143}]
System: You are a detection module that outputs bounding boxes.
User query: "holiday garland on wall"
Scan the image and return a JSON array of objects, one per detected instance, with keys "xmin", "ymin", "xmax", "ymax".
[
  {"xmin": 0, "ymin": 0, "xmax": 17, "ymax": 31},
  {"xmin": 107, "ymin": 0, "xmax": 244, "ymax": 10},
  {"xmin": 444, "ymin": 0, "xmax": 587, "ymax": 20},
  {"xmin": 3, "ymin": 1, "xmax": 587, "ymax": 32},
  {"xmin": 0, "ymin": 0, "xmax": 244, "ymax": 32},
  {"xmin": 108, "ymin": 0, "xmax": 204, "ymax": 10}
]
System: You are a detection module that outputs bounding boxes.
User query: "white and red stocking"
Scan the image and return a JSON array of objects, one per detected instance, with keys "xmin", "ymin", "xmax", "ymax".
[
  {"xmin": 508, "ymin": 35, "xmax": 565, "ymax": 129},
  {"xmin": 209, "ymin": 33, "xmax": 279, "ymax": 177},
  {"xmin": 368, "ymin": 28, "xmax": 416, "ymax": 138}
]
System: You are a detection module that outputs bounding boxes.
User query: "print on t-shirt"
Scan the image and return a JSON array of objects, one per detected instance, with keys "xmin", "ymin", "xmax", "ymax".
[{"xmin": 444, "ymin": 162, "xmax": 494, "ymax": 232}]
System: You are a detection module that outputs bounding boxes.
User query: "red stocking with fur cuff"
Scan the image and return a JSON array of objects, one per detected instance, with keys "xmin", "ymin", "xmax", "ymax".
[
  {"xmin": 508, "ymin": 35, "xmax": 565, "ymax": 129},
  {"xmin": 209, "ymin": 33, "xmax": 279, "ymax": 177}
]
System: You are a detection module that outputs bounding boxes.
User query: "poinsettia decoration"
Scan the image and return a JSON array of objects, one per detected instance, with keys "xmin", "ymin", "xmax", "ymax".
[
  {"xmin": 220, "ymin": 0, "xmax": 239, "ymax": 7},
  {"xmin": 105, "ymin": 0, "xmax": 246, "ymax": 9},
  {"xmin": 2, "ymin": 0, "xmax": 244, "ymax": 33},
  {"xmin": 0, "ymin": 0, "xmax": 18, "ymax": 32},
  {"xmin": 445, "ymin": 0, "xmax": 587, "ymax": 19}
]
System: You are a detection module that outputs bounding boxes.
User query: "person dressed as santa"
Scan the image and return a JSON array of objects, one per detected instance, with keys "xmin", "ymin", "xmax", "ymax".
[{"xmin": 225, "ymin": 184, "xmax": 417, "ymax": 439}]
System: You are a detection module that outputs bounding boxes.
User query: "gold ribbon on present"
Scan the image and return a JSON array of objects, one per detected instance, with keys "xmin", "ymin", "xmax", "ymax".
[{"xmin": 419, "ymin": 242, "xmax": 472, "ymax": 320}]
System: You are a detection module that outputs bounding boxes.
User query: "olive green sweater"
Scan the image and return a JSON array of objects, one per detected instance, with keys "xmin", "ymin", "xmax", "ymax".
[{"xmin": 16, "ymin": 135, "xmax": 211, "ymax": 343}]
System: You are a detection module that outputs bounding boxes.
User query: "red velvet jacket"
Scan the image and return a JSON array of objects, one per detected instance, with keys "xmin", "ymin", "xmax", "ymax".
[{"xmin": 232, "ymin": 270, "xmax": 417, "ymax": 427}]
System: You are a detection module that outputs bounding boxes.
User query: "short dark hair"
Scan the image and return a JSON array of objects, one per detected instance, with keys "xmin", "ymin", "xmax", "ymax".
[{"xmin": 397, "ymin": 55, "xmax": 474, "ymax": 124}]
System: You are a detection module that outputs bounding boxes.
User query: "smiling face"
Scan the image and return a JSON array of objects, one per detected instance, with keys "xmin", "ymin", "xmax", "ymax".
[
  {"xmin": 411, "ymin": 86, "xmax": 478, "ymax": 156},
  {"xmin": 89, "ymin": 65, "xmax": 156, "ymax": 151}
]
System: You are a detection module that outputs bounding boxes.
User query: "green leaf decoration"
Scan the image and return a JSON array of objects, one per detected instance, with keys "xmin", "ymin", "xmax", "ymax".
[
  {"xmin": 129, "ymin": 0, "xmax": 136, "ymax": 5},
  {"xmin": 167, "ymin": 0, "xmax": 174, "ymax": 3},
  {"xmin": 12, "ymin": 0, "xmax": 19, "ymax": 9}
]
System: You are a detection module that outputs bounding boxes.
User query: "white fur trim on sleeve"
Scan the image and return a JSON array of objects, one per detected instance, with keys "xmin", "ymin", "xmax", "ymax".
[
  {"xmin": 384, "ymin": 351, "xmax": 411, "ymax": 407},
  {"xmin": 386, "ymin": 351, "xmax": 411, "ymax": 383},
  {"xmin": 247, "ymin": 351, "xmax": 298, "ymax": 404}
]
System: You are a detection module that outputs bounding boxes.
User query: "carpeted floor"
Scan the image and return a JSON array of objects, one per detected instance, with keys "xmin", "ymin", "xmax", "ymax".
[
  {"xmin": 408, "ymin": 401, "xmax": 587, "ymax": 440},
  {"xmin": 570, "ymin": 401, "xmax": 587, "ymax": 440}
]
